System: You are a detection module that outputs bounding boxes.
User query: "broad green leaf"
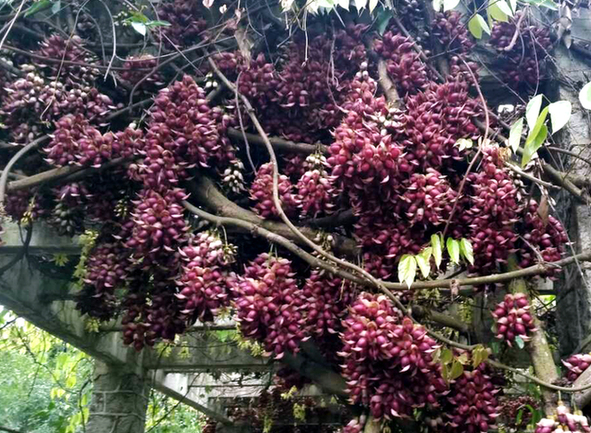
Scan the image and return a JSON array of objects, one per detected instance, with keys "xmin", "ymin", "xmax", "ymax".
[
  {"xmin": 441, "ymin": 363, "xmax": 449, "ymax": 381},
  {"xmin": 472, "ymin": 344, "xmax": 489, "ymax": 367},
  {"xmin": 398, "ymin": 254, "xmax": 417, "ymax": 288},
  {"xmin": 460, "ymin": 238, "xmax": 474, "ymax": 265},
  {"xmin": 441, "ymin": 348, "xmax": 453, "ymax": 364},
  {"xmin": 496, "ymin": 0, "xmax": 514, "ymax": 16},
  {"xmin": 525, "ymin": 106, "xmax": 549, "ymax": 147},
  {"xmin": 468, "ymin": 14, "xmax": 490, "ymax": 39},
  {"xmin": 376, "ymin": 9, "xmax": 391, "ymax": 34},
  {"xmin": 516, "ymin": 409, "xmax": 524, "ymax": 426},
  {"xmin": 416, "ymin": 247, "xmax": 432, "ymax": 279},
  {"xmin": 51, "ymin": 0, "xmax": 61, "ymax": 14},
  {"xmin": 368, "ymin": 0, "xmax": 379, "ymax": 13},
  {"xmin": 580, "ymin": 82, "xmax": 591, "ymax": 110},
  {"xmin": 443, "ymin": 0, "xmax": 460, "ymax": 11},
  {"xmin": 515, "ymin": 335, "xmax": 525, "ymax": 349},
  {"xmin": 431, "ymin": 234, "xmax": 443, "ymax": 268},
  {"xmin": 147, "ymin": 20, "xmax": 172, "ymax": 27},
  {"xmin": 131, "ymin": 21, "xmax": 147, "ymax": 36},
  {"xmin": 488, "ymin": 2, "xmax": 509, "ymax": 22},
  {"xmin": 450, "ymin": 360, "xmax": 464, "ymax": 380},
  {"xmin": 446, "ymin": 238, "xmax": 460, "ymax": 264},
  {"xmin": 508, "ymin": 117, "xmax": 524, "ymax": 152},
  {"xmin": 526, "ymin": 94, "xmax": 544, "ymax": 129},
  {"xmin": 522, "ymin": 124, "xmax": 548, "ymax": 167},
  {"xmin": 432, "ymin": 0, "xmax": 443, "ymax": 12},
  {"xmin": 65, "ymin": 374, "xmax": 76, "ymax": 389},
  {"xmin": 456, "ymin": 352, "xmax": 470, "ymax": 365},
  {"xmin": 548, "ymin": 100, "xmax": 571, "ymax": 133},
  {"xmin": 24, "ymin": 0, "xmax": 53, "ymax": 17}
]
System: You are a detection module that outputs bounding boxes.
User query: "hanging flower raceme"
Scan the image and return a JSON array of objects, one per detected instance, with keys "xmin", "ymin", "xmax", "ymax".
[
  {"xmin": 562, "ymin": 353, "xmax": 591, "ymax": 382},
  {"xmin": 295, "ymin": 153, "xmax": 337, "ymax": 218},
  {"xmin": 125, "ymin": 188, "xmax": 189, "ymax": 267},
  {"xmin": 492, "ymin": 293, "xmax": 536, "ymax": 345},
  {"xmin": 36, "ymin": 34, "xmax": 100, "ymax": 85},
  {"xmin": 155, "ymin": 0, "xmax": 208, "ymax": 48},
  {"xmin": 249, "ymin": 162, "xmax": 299, "ymax": 219},
  {"xmin": 535, "ymin": 403, "xmax": 591, "ymax": 433},
  {"xmin": 233, "ymin": 253, "xmax": 308, "ymax": 358},
  {"xmin": 176, "ymin": 232, "xmax": 236, "ymax": 323}
]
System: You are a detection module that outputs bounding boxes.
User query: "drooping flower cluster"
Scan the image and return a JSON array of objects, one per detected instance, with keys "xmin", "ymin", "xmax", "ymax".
[
  {"xmin": 176, "ymin": 231, "xmax": 236, "ymax": 323},
  {"xmin": 492, "ymin": 293, "xmax": 536, "ymax": 345},
  {"xmin": 295, "ymin": 153, "xmax": 336, "ymax": 218},
  {"xmin": 465, "ymin": 144, "xmax": 521, "ymax": 272},
  {"xmin": 339, "ymin": 293, "xmax": 447, "ymax": 419},
  {"xmin": 119, "ymin": 55, "xmax": 165, "ymax": 91},
  {"xmin": 155, "ymin": 0, "xmax": 207, "ymax": 48},
  {"xmin": 301, "ymin": 270, "xmax": 356, "ymax": 337},
  {"xmin": 0, "ymin": 70, "xmax": 114, "ymax": 143},
  {"xmin": 443, "ymin": 361, "xmax": 501, "ymax": 433},
  {"xmin": 130, "ymin": 75, "xmax": 223, "ymax": 189},
  {"xmin": 374, "ymin": 32, "xmax": 429, "ymax": 95},
  {"xmin": 233, "ymin": 254, "xmax": 308, "ymax": 358},
  {"xmin": 520, "ymin": 199, "xmax": 569, "ymax": 269},
  {"xmin": 36, "ymin": 35, "xmax": 100, "ymax": 85},
  {"xmin": 125, "ymin": 188, "xmax": 189, "ymax": 267},
  {"xmin": 562, "ymin": 353, "xmax": 591, "ymax": 382},
  {"xmin": 489, "ymin": 13, "xmax": 553, "ymax": 87},
  {"xmin": 249, "ymin": 162, "xmax": 299, "ymax": 219},
  {"xmin": 535, "ymin": 403, "xmax": 591, "ymax": 433},
  {"xmin": 44, "ymin": 114, "xmax": 128, "ymax": 167}
]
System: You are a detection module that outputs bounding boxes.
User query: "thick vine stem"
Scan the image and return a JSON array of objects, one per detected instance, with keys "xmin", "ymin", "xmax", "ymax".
[
  {"xmin": 0, "ymin": 135, "xmax": 50, "ymax": 207},
  {"xmin": 508, "ymin": 254, "xmax": 558, "ymax": 415},
  {"xmin": 186, "ymin": 175, "xmax": 359, "ymax": 256},
  {"xmin": 226, "ymin": 128, "xmax": 325, "ymax": 154},
  {"xmin": 377, "ymin": 59, "xmax": 401, "ymax": 107}
]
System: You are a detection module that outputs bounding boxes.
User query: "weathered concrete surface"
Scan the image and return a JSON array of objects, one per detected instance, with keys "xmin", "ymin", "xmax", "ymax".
[
  {"xmin": 552, "ymin": 19, "xmax": 591, "ymax": 354},
  {"xmin": 87, "ymin": 362, "xmax": 149, "ymax": 433}
]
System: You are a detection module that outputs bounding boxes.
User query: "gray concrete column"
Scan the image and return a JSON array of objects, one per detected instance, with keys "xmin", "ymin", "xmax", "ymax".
[{"xmin": 87, "ymin": 361, "xmax": 149, "ymax": 433}]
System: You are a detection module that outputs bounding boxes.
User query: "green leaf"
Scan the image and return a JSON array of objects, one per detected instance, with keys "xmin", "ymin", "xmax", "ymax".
[
  {"xmin": 460, "ymin": 238, "xmax": 474, "ymax": 265},
  {"xmin": 522, "ymin": 124, "xmax": 548, "ymax": 167},
  {"xmin": 446, "ymin": 238, "xmax": 460, "ymax": 264},
  {"xmin": 376, "ymin": 9, "xmax": 392, "ymax": 35},
  {"xmin": 416, "ymin": 247, "xmax": 432, "ymax": 279},
  {"xmin": 443, "ymin": 0, "xmax": 460, "ymax": 11},
  {"xmin": 525, "ymin": 106, "xmax": 549, "ymax": 147},
  {"xmin": 131, "ymin": 21, "xmax": 147, "ymax": 36},
  {"xmin": 24, "ymin": 0, "xmax": 53, "ymax": 17},
  {"xmin": 548, "ymin": 100, "xmax": 571, "ymax": 134},
  {"xmin": 450, "ymin": 360, "xmax": 464, "ymax": 380},
  {"xmin": 472, "ymin": 344, "xmax": 489, "ymax": 368},
  {"xmin": 51, "ymin": 0, "xmax": 61, "ymax": 14},
  {"xmin": 516, "ymin": 408, "xmax": 524, "ymax": 426},
  {"xmin": 515, "ymin": 335, "xmax": 525, "ymax": 349},
  {"xmin": 580, "ymin": 82, "xmax": 591, "ymax": 110},
  {"xmin": 526, "ymin": 94, "xmax": 544, "ymax": 129},
  {"xmin": 146, "ymin": 20, "xmax": 172, "ymax": 27},
  {"xmin": 508, "ymin": 0, "xmax": 517, "ymax": 13},
  {"xmin": 468, "ymin": 14, "xmax": 490, "ymax": 39},
  {"xmin": 508, "ymin": 117, "xmax": 524, "ymax": 152},
  {"xmin": 456, "ymin": 352, "xmax": 470, "ymax": 365},
  {"xmin": 431, "ymin": 234, "xmax": 443, "ymax": 268},
  {"xmin": 398, "ymin": 254, "xmax": 417, "ymax": 288},
  {"xmin": 441, "ymin": 348, "xmax": 453, "ymax": 364},
  {"xmin": 488, "ymin": 2, "xmax": 509, "ymax": 22},
  {"xmin": 495, "ymin": 0, "xmax": 514, "ymax": 16}
]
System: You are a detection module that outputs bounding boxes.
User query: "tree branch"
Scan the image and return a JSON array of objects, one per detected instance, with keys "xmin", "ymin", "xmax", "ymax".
[{"xmin": 377, "ymin": 59, "xmax": 401, "ymax": 107}]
